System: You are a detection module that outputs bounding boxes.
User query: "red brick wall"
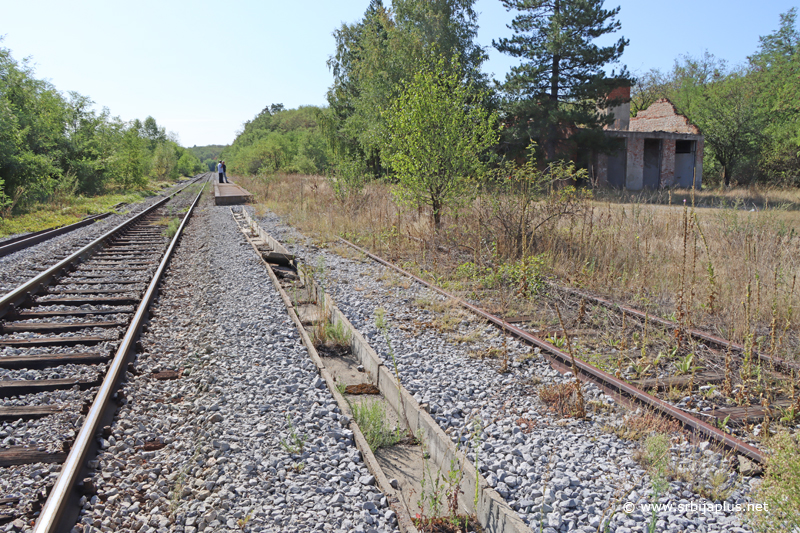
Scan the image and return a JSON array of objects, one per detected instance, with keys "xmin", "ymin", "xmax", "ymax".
[
  {"xmin": 630, "ymin": 99, "xmax": 700, "ymax": 134},
  {"xmin": 661, "ymin": 139, "xmax": 676, "ymax": 187}
]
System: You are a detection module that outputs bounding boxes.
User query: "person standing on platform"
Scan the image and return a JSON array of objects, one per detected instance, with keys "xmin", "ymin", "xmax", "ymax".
[
  {"xmin": 217, "ymin": 160, "xmax": 224, "ymax": 184},
  {"xmin": 222, "ymin": 161, "xmax": 229, "ymax": 183}
]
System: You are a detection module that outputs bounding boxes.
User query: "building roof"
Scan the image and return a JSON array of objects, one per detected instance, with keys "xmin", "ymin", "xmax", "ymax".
[{"xmin": 629, "ymin": 99, "xmax": 701, "ymax": 135}]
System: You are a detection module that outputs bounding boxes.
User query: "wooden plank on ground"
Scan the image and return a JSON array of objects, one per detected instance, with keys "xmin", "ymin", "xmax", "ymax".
[
  {"xmin": 0, "ymin": 336, "xmax": 109, "ymax": 348},
  {"xmin": 0, "ymin": 352, "xmax": 110, "ymax": 369},
  {"xmin": 0, "ymin": 378, "xmax": 100, "ymax": 397},
  {"xmin": 634, "ymin": 372, "xmax": 724, "ymax": 391}
]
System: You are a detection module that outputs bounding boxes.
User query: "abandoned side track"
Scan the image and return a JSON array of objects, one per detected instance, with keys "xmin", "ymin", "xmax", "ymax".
[
  {"xmin": 0, "ymin": 175, "xmax": 207, "ymax": 531},
  {"xmin": 337, "ymin": 237, "xmax": 765, "ymax": 464}
]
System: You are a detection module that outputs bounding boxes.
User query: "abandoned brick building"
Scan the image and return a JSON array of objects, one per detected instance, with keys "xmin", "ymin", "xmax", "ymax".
[{"xmin": 593, "ymin": 89, "xmax": 704, "ymax": 190}]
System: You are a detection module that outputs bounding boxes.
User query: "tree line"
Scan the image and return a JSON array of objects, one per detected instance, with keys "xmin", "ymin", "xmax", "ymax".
[
  {"xmin": 0, "ymin": 41, "xmax": 205, "ymax": 214},
  {"xmin": 632, "ymin": 8, "xmax": 800, "ymax": 187},
  {"xmin": 220, "ymin": 104, "xmax": 328, "ymax": 177},
  {"xmin": 224, "ymin": 0, "xmax": 632, "ymax": 226},
  {"xmin": 221, "ymin": 0, "xmax": 800, "ymax": 220}
]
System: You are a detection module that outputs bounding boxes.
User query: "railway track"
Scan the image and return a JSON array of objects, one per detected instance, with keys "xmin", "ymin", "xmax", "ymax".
[
  {"xmin": 0, "ymin": 175, "xmax": 207, "ymax": 530},
  {"xmin": 336, "ymin": 237, "xmax": 785, "ymax": 464},
  {"xmin": 543, "ymin": 285, "xmax": 800, "ymax": 429}
]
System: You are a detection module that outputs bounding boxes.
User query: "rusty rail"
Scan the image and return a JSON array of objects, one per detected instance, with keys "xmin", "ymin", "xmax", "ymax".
[
  {"xmin": 554, "ymin": 284, "xmax": 800, "ymax": 375},
  {"xmin": 338, "ymin": 237, "xmax": 765, "ymax": 464}
]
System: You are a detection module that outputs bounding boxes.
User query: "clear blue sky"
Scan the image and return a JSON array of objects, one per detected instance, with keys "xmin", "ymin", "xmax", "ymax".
[{"xmin": 1, "ymin": 0, "xmax": 796, "ymax": 148}]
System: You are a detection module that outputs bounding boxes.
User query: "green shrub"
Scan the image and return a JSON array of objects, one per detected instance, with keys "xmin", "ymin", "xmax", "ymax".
[{"xmin": 749, "ymin": 431, "xmax": 800, "ymax": 532}]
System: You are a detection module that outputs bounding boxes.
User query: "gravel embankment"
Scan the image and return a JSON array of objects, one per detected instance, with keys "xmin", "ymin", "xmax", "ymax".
[
  {"xmin": 253, "ymin": 208, "xmax": 759, "ymax": 533},
  {"xmin": 64, "ymin": 199, "xmax": 396, "ymax": 533}
]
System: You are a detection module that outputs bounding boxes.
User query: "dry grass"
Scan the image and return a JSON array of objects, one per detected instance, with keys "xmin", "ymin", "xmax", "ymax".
[
  {"xmin": 614, "ymin": 411, "xmax": 682, "ymax": 441},
  {"xmin": 238, "ymin": 173, "xmax": 800, "ymax": 358},
  {"xmin": 538, "ymin": 382, "xmax": 584, "ymax": 417}
]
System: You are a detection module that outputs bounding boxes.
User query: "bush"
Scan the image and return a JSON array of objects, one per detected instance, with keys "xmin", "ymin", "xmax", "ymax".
[{"xmin": 749, "ymin": 431, "xmax": 800, "ymax": 532}]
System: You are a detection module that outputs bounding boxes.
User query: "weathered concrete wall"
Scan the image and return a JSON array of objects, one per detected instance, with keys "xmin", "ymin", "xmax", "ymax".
[
  {"xmin": 630, "ymin": 99, "xmax": 700, "ymax": 134},
  {"xmin": 696, "ymin": 138, "xmax": 704, "ymax": 188},
  {"xmin": 626, "ymin": 136, "xmax": 644, "ymax": 190}
]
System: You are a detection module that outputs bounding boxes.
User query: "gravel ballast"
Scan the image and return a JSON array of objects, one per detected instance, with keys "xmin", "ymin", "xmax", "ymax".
[
  {"xmin": 0, "ymin": 178, "xmax": 201, "ymax": 298},
  {"xmin": 63, "ymin": 199, "xmax": 396, "ymax": 533},
  {"xmin": 252, "ymin": 207, "xmax": 761, "ymax": 533}
]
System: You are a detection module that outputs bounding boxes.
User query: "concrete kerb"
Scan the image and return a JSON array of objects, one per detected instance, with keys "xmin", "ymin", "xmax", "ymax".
[
  {"xmin": 233, "ymin": 208, "xmax": 417, "ymax": 533},
  {"xmin": 322, "ymin": 292, "xmax": 530, "ymax": 533},
  {"xmin": 272, "ymin": 226, "xmax": 530, "ymax": 532}
]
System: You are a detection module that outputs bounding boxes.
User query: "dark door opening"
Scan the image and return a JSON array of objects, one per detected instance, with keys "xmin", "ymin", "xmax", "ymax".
[{"xmin": 643, "ymin": 139, "xmax": 661, "ymax": 190}]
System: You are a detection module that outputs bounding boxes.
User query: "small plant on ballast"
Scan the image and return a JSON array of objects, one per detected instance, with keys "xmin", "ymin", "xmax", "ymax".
[
  {"xmin": 280, "ymin": 414, "xmax": 307, "ymax": 455},
  {"xmin": 555, "ymin": 303, "xmax": 586, "ymax": 418},
  {"xmin": 350, "ymin": 400, "xmax": 400, "ymax": 450},
  {"xmin": 674, "ymin": 352, "xmax": 701, "ymax": 375}
]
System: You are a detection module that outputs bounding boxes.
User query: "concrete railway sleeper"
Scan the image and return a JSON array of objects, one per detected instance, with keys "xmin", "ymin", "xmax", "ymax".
[{"xmin": 0, "ymin": 177, "xmax": 207, "ymax": 530}]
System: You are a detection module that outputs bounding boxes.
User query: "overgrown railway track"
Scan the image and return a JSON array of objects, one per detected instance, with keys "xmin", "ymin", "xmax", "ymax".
[
  {"xmin": 337, "ymin": 237, "xmax": 780, "ymax": 464},
  {"xmin": 0, "ymin": 174, "xmax": 208, "ymax": 530}
]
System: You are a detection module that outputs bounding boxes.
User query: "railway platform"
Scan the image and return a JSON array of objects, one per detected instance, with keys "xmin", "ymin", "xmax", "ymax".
[{"xmin": 214, "ymin": 181, "xmax": 253, "ymax": 205}]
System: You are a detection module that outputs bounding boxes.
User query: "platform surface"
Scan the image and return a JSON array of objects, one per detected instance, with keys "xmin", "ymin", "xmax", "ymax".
[{"xmin": 214, "ymin": 182, "xmax": 253, "ymax": 205}]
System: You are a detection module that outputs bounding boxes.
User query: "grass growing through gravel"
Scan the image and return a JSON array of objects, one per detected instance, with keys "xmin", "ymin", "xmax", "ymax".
[
  {"xmin": 314, "ymin": 319, "xmax": 350, "ymax": 348},
  {"xmin": 238, "ymin": 173, "xmax": 800, "ymax": 355},
  {"xmin": 350, "ymin": 400, "xmax": 399, "ymax": 451}
]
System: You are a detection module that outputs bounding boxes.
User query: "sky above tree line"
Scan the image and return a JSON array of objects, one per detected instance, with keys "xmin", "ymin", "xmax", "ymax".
[{"xmin": 1, "ymin": 0, "xmax": 796, "ymax": 148}]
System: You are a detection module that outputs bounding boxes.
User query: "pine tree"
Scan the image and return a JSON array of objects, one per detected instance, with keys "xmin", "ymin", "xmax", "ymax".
[{"xmin": 494, "ymin": 0, "xmax": 631, "ymax": 160}]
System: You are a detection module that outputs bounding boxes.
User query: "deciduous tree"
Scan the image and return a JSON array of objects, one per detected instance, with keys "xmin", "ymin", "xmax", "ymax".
[{"xmin": 383, "ymin": 57, "xmax": 498, "ymax": 229}]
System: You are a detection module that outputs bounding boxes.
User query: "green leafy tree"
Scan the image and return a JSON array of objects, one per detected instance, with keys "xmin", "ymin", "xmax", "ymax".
[
  {"xmin": 749, "ymin": 8, "xmax": 800, "ymax": 184},
  {"xmin": 383, "ymin": 56, "xmax": 498, "ymax": 229},
  {"xmin": 694, "ymin": 71, "xmax": 764, "ymax": 187},
  {"xmin": 175, "ymin": 149, "xmax": 204, "ymax": 176},
  {"xmin": 151, "ymin": 141, "xmax": 178, "ymax": 181},
  {"xmin": 494, "ymin": 0, "xmax": 631, "ymax": 160},
  {"xmin": 110, "ymin": 125, "xmax": 150, "ymax": 188},
  {"xmin": 325, "ymin": 0, "xmax": 489, "ymax": 176}
]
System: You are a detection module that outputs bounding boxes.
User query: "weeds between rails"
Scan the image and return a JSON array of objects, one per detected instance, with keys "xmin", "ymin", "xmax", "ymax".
[
  {"xmin": 239, "ymin": 174, "xmax": 800, "ymax": 532},
  {"xmin": 241, "ymin": 174, "xmax": 799, "ymax": 425},
  {"xmin": 243, "ymin": 174, "xmax": 799, "ymax": 347}
]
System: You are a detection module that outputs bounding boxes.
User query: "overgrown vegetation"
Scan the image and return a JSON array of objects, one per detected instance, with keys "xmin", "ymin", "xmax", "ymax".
[
  {"xmin": 0, "ymin": 41, "xmax": 204, "ymax": 220},
  {"xmin": 749, "ymin": 431, "xmax": 800, "ymax": 532},
  {"xmin": 222, "ymin": 105, "xmax": 328, "ymax": 177},
  {"xmin": 350, "ymin": 400, "xmax": 400, "ymax": 450},
  {"xmin": 632, "ymin": 8, "xmax": 800, "ymax": 186}
]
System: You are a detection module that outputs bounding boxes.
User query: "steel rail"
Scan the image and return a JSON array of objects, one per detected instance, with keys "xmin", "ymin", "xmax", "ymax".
[
  {"xmin": 338, "ymin": 237, "xmax": 765, "ymax": 464},
  {"xmin": 553, "ymin": 284, "xmax": 800, "ymax": 374},
  {"xmin": 0, "ymin": 213, "xmax": 114, "ymax": 258},
  {"xmin": 0, "ymin": 175, "xmax": 207, "ymax": 320},
  {"xmin": 33, "ymin": 181, "xmax": 207, "ymax": 533}
]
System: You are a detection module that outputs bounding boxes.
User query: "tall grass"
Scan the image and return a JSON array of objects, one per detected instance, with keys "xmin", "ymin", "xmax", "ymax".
[{"xmin": 239, "ymin": 173, "xmax": 800, "ymax": 355}]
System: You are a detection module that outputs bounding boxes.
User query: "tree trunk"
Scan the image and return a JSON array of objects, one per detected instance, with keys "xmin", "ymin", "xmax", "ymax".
[
  {"xmin": 546, "ymin": 0, "xmax": 561, "ymax": 162},
  {"xmin": 723, "ymin": 166, "xmax": 731, "ymax": 187}
]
